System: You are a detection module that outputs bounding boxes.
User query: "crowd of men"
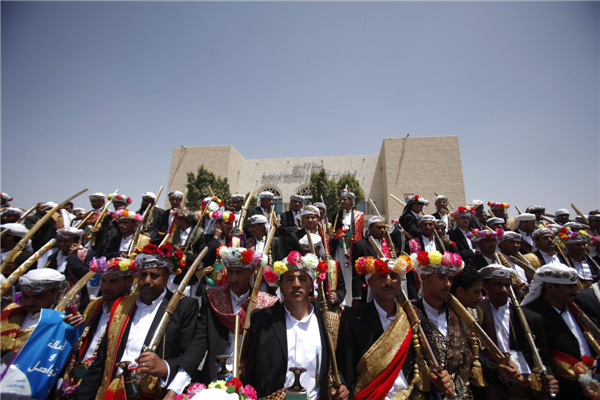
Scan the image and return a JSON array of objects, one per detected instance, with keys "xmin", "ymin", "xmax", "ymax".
[{"xmin": 1, "ymin": 188, "xmax": 600, "ymax": 400}]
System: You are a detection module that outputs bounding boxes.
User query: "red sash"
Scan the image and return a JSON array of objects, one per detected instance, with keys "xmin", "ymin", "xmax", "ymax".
[{"xmin": 354, "ymin": 328, "xmax": 412, "ymax": 400}]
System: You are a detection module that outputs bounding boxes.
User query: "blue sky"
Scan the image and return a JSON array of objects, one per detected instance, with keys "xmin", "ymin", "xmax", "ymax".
[{"xmin": 2, "ymin": 1, "xmax": 598, "ymax": 217}]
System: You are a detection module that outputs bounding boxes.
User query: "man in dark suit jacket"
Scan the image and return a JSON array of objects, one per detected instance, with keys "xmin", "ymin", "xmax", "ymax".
[
  {"xmin": 478, "ymin": 265, "xmax": 558, "ymax": 398},
  {"xmin": 564, "ymin": 237, "xmax": 600, "ymax": 283},
  {"xmin": 522, "ymin": 264, "xmax": 591, "ymax": 400},
  {"xmin": 76, "ymin": 252, "xmax": 203, "ymax": 400},
  {"xmin": 399, "ymin": 195, "xmax": 428, "ymax": 240},
  {"xmin": 246, "ymin": 214, "xmax": 285, "ymax": 262},
  {"xmin": 277, "ymin": 195, "xmax": 304, "ymax": 238},
  {"xmin": 576, "ymin": 283, "xmax": 600, "ymax": 324},
  {"xmin": 246, "ymin": 264, "xmax": 349, "ymax": 400},
  {"xmin": 244, "ymin": 191, "xmax": 275, "ymax": 239},
  {"xmin": 448, "ymin": 206, "xmax": 477, "ymax": 263},
  {"xmin": 136, "ymin": 192, "xmax": 164, "ymax": 234},
  {"xmin": 337, "ymin": 267, "xmax": 416, "ymax": 399},
  {"xmin": 151, "ymin": 190, "xmax": 183, "ymax": 243},
  {"xmin": 0, "ymin": 224, "xmax": 35, "ymax": 272}
]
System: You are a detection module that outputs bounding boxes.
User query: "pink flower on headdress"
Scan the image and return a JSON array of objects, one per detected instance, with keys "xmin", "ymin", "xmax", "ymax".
[
  {"xmin": 355, "ymin": 257, "xmax": 367, "ymax": 274},
  {"xmin": 242, "ymin": 385, "xmax": 258, "ymax": 399},
  {"xmin": 317, "ymin": 271, "xmax": 327, "ymax": 284},
  {"xmin": 409, "ymin": 239, "xmax": 421, "ymax": 254},
  {"xmin": 186, "ymin": 383, "xmax": 206, "ymax": 396},
  {"xmin": 264, "ymin": 269, "xmax": 278, "ymax": 284},
  {"xmin": 441, "ymin": 252, "xmax": 454, "ymax": 266},
  {"xmin": 453, "ymin": 253, "xmax": 463, "ymax": 267},
  {"xmin": 287, "ymin": 251, "xmax": 301, "ymax": 266}
]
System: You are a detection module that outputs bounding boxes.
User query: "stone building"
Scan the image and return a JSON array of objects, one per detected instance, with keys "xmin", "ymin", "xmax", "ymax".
[{"xmin": 166, "ymin": 136, "xmax": 466, "ymax": 220}]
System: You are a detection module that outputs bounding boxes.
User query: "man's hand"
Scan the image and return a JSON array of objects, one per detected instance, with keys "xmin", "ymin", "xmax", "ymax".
[
  {"xmin": 90, "ymin": 227, "xmax": 100, "ymax": 234},
  {"xmin": 327, "ymin": 292, "xmax": 338, "ymax": 305},
  {"xmin": 213, "ymin": 224, "xmax": 223, "ymax": 240},
  {"xmin": 142, "ymin": 232, "xmax": 151, "ymax": 237},
  {"xmin": 498, "ymin": 360, "xmax": 522, "ymax": 383},
  {"xmin": 63, "ymin": 313, "xmax": 84, "ymax": 328},
  {"xmin": 136, "ymin": 352, "xmax": 169, "ymax": 377},
  {"xmin": 430, "ymin": 370, "xmax": 454, "ymax": 397},
  {"xmin": 331, "ymin": 384, "xmax": 349, "ymax": 400},
  {"xmin": 120, "ymin": 251, "xmax": 129, "ymax": 258},
  {"xmin": 69, "ymin": 243, "xmax": 80, "ymax": 256},
  {"xmin": 541, "ymin": 374, "xmax": 559, "ymax": 395},
  {"xmin": 161, "ymin": 390, "xmax": 177, "ymax": 400}
]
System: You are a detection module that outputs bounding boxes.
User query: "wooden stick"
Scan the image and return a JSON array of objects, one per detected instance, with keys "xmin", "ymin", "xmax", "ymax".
[
  {"xmin": 0, "ymin": 239, "xmax": 57, "ymax": 297},
  {"xmin": 369, "ymin": 198, "xmax": 397, "ymax": 258},
  {"xmin": 55, "ymin": 270, "xmax": 97, "ymax": 312},
  {"xmin": 90, "ymin": 189, "xmax": 118, "ymax": 247},
  {"xmin": 389, "ymin": 193, "xmax": 406, "ymax": 207},
  {"xmin": 16, "ymin": 205, "xmax": 37, "ymax": 223},
  {"xmin": 0, "ymin": 188, "xmax": 88, "ymax": 274},
  {"xmin": 571, "ymin": 203, "xmax": 590, "ymax": 225},
  {"xmin": 181, "ymin": 188, "xmax": 189, "ymax": 209}
]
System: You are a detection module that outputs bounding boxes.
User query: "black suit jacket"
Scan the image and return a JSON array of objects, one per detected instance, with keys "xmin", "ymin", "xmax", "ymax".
[
  {"xmin": 576, "ymin": 287, "xmax": 600, "ymax": 324},
  {"xmin": 468, "ymin": 254, "xmax": 491, "ymax": 271},
  {"xmin": 337, "ymin": 301, "xmax": 415, "ymax": 398},
  {"xmin": 47, "ymin": 249, "xmax": 96, "ymax": 313},
  {"xmin": 523, "ymin": 297, "xmax": 586, "ymax": 398},
  {"xmin": 244, "ymin": 206, "xmax": 269, "ymax": 239},
  {"xmin": 136, "ymin": 206, "xmax": 164, "ymax": 234},
  {"xmin": 350, "ymin": 240, "xmax": 377, "ymax": 302},
  {"xmin": 448, "ymin": 229, "xmax": 475, "ymax": 262},
  {"xmin": 76, "ymin": 291, "xmax": 201, "ymax": 400},
  {"xmin": 104, "ymin": 234, "xmax": 125, "ymax": 260},
  {"xmin": 469, "ymin": 215, "xmax": 483, "ymax": 230},
  {"xmin": 246, "ymin": 236, "xmax": 286, "ymax": 263},
  {"xmin": 246, "ymin": 302, "xmax": 337, "ymax": 399},
  {"xmin": 278, "ymin": 210, "xmax": 300, "ymax": 238},
  {"xmin": 399, "ymin": 212, "xmax": 420, "ymax": 239}
]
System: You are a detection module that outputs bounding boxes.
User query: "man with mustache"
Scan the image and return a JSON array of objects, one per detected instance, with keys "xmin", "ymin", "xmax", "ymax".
[{"xmin": 522, "ymin": 263, "xmax": 590, "ymax": 399}]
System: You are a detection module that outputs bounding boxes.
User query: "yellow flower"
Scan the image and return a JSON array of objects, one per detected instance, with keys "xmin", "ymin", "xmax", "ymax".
[
  {"xmin": 208, "ymin": 380, "xmax": 227, "ymax": 389},
  {"xmin": 365, "ymin": 257, "xmax": 376, "ymax": 275},
  {"xmin": 273, "ymin": 261, "xmax": 288, "ymax": 275},
  {"xmin": 428, "ymin": 251, "xmax": 442, "ymax": 265},
  {"xmin": 119, "ymin": 260, "xmax": 129, "ymax": 271}
]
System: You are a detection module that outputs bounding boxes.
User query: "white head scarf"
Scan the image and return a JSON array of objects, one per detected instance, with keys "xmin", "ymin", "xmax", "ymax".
[{"xmin": 521, "ymin": 263, "xmax": 579, "ymax": 306}]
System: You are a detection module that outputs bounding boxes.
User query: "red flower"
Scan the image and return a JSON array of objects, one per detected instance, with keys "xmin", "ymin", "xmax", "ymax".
[
  {"xmin": 416, "ymin": 251, "xmax": 430, "ymax": 266},
  {"xmin": 143, "ymin": 244, "xmax": 158, "ymax": 254},
  {"xmin": 414, "ymin": 195, "xmax": 419, "ymax": 199},
  {"xmin": 374, "ymin": 259, "xmax": 389, "ymax": 274},
  {"xmin": 228, "ymin": 377, "xmax": 243, "ymax": 390},
  {"xmin": 242, "ymin": 249, "xmax": 254, "ymax": 264},
  {"xmin": 175, "ymin": 249, "xmax": 184, "ymax": 259},
  {"xmin": 581, "ymin": 355, "xmax": 595, "ymax": 367},
  {"xmin": 317, "ymin": 261, "xmax": 328, "ymax": 274}
]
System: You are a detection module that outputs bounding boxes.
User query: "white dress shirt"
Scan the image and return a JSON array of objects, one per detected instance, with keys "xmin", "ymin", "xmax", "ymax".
[
  {"xmin": 223, "ymin": 288, "xmax": 250, "ymax": 370},
  {"xmin": 168, "ymin": 213, "xmax": 175, "ymax": 232},
  {"xmin": 422, "ymin": 236, "xmax": 436, "ymax": 252},
  {"xmin": 342, "ymin": 209, "xmax": 352, "ymax": 229},
  {"xmin": 83, "ymin": 303, "xmax": 111, "ymax": 361},
  {"xmin": 119, "ymin": 234, "xmax": 134, "ymax": 253},
  {"xmin": 518, "ymin": 230, "xmax": 533, "ymax": 247},
  {"xmin": 253, "ymin": 236, "xmax": 266, "ymax": 254},
  {"xmin": 423, "ymin": 297, "xmax": 448, "ymax": 337},
  {"xmin": 490, "ymin": 301, "xmax": 511, "ymax": 353},
  {"xmin": 539, "ymin": 250, "xmax": 561, "ymax": 265},
  {"xmin": 551, "ymin": 305, "xmax": 593, "ymax": 357},
  {"xmin": 21, "ymin": 312, "xmax": 41, "ymax": 330},
  {"xmin": 374, "ymin": 300, "xmax": 409, "ymax": 398},
  {"xmin": 459, "ymin": 228, "xmax": 474, "ymax": 250},
  {"xmin": 502, "ymin": 254, "xmax": 529, "ymax": 283},
  {"xmin": 179, "ymin": 227, "xmax": 191, "ymax": 246},
  {"xmin": 56, "ymin": 251, "xmax": 69, "ymax": 273},
  {"xmin": 285, "ymin": 305, "xmax": 322, "ymax": 400}
]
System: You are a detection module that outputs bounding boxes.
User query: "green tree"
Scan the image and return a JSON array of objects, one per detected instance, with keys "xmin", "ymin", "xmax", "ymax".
[
  {"xmin": 185, "ymin": 165, "xmax": 231, "ymax": 211},
  {"xmin": 309, "ymin": 170, "xmax": 338, "ymax": 220}
]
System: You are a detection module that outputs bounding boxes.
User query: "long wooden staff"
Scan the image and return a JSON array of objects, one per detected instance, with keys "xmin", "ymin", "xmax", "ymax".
[
  {"xmin": 237, "ymin": 189, "xmax": 255, "ymax": 232},
  {"xmin": 318, "ymin": 222, "xmax": 338, "ymax": 293},
  {"xmin": 16, "ymin": 205, "xmax": 37, "ymax": 223},
  {"xmin": 90, "ymin": 189, "xmax": 118, "ymax": 247},
  {"xmin": 181, "ymin": 188, "xmax": 189, "ymax": 209},
  {"xmin": 75, "ymin": 210, "xmax": 95, "ymax": 229},
  {"xmin": 143, "ymin": 186, "xmax": 164, "ymax": 233},
  {"xmin": 144, "ymin": 247, "xmax": 209, "ymax": 352},
  {"xmin": 183, "ymin": 196, "xmax": 218, "ymax": 253},
  {"xmin": 237, "ymin": 225, "xmax": 276, "ymax": 367},
  {"xmin": 55, "ymin": 270, "xmax": 97, "ymax": 312},
  {"xmin": 0, "ymin": 188, "xmax": 88, "ymax": 274},
  {"xmin": 0, "ymin": 239, "xmax": 57, "ymax": 297},
  {"xmin": 128, "ymin": 205, "xmax": 153, "ymax": 256},
  {"xmin": 389, "ymin": 193, "xmax": 406, "ymax": 207},
  {"xmin": 369, "ymin": 198, "xmax": 397, "ymax": 258},
  {"xmin": 572, "ymin": 203, "xmax": 590, "ymax": 225}
]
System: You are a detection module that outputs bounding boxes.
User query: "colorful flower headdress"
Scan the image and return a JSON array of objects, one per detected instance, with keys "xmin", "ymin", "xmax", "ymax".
[
  {"xmin": 405, "ymin": 195, "xmax": 429, "ymax": 205},
  {"xmin": 1, "ymin": 193, "xmax": 13, "ymax": 202},
  {"xmin": 217, "ymin": 245, "xmax": 267, "ymax": 269},
  {"xmin": 592, "ymin": 236, "xmax": 600, "ymax": 245},
  {"xmin": 90, "ymin": 256, "xmax": 138, "ymax": 276},
  {"xmin": 488, "ymin": 201, "xmax": 510, "ymax": 209},
  {"xmin": 450, "ymin": 206, "xmax": 476, "ymax": 218},
  {"xmin": 467, "ymin": 228, "xmax": 504, "ymax": 242},
  {"xmin": 206, "ymin": 210, "xmax": 236, "ymax": 222},
  {"xmin": 108, "ymin": 193, "xmax": 132, "ymax": 204},
  {"xmin": 113, "ymin": 209, "xmax": 143, "ymax": 223},
  {"xmin": 133, "ymin": 243, "xmax": 187, "ymax": 274},
  {"xmin": 355, "ymin": 255, "xmax": 413, "ymax": 276},
  {"xmin": 412, "ymin": 250, "xmax": 464, "ymax": 276},
  {"xmin": 556, "ymin": 226, "xmax": 590, "ymax": 246},
  {"xmin": 173, "ymin": 379, "xmax": 256, "ymax": 400},
  {"xmin": 263, "ymin": 251, "xmax": 327, "ymax": 287},
  {"xmin": 202, "ymin": 196, "xmax": 225, "ymax": 216}
]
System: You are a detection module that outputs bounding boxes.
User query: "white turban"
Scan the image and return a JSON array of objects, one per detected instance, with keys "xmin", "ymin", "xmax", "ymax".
[
  {"xmin": 142, "ymin": 192, "xmax": 156, "ymax": 199},
  {"xmin": 486, "ymin": 217, "xmax": 505, "ymax": 227},
  {"xmin": 513, "ymin": 213, "xmax": 535, "ymax": 231},
  {"xmin": 478, "ymin": 264, "xmax": 514, "ymax": 280},
  {"xmin": 565, "ymin": 222, "xmax": 583, "ymax": 231},
  {"xmin": 247, "ymin": 214, "xmax": 269, "ymax": 236},
  {"xmin": 532, "ymin": 228, "xmax": 554, "ymax": 240},
  {"xmin": 313, "ymin": 202, "xmax": 327, "ymax": 212},
  {"xmin": 521, "ymin": 263, "xmax": 579, "ymax": 306},
  {"xmin": 300, "ymin": 205, "xmax": 320, "ymax": 217},
  {"xmin": 290, "ymin": 195, "xmax": 304, "ymax": 202},
  {"xmin": 42, "ymin": 202, "xmax": 57, "ymax": 210},
  {"xmin": 1, "ymin": 223, "xmax": 28, "ymax": 238},
  {"xmin": 526, "ymin": 205, "xmax": 545, "ymax": 213},
  {"xmin": 499, "ymin": 231, "xmax": 521, "ymax": 242},
  {"xmin": 56, "ymin": 227, "xmax": 84, "ymax": 239},
  {"xmin": 168, "ymin": 190, "xmax": 184, "ymax": 199},
  {"xmin": 231, "ymin": 193, "xmax": 245, "ymax": 201},
  {"xmin": 434, "ymin": 219, "xmax": 447, "ymax": 227},
  {"xmin": 555, "ymin": 209, "xmax": 570, "ymax": 217},
  {"xmin": 89, "ymin": 192, "xmax": 106, "ymax": 200},
  {"xmin": 73, "ymin": 207, "xmax": 86, "ymax": 213},
  {"xmin": 19, "ymin": 269, "xmax": 65, "ymax": 293},
  {"xmin": 257, "ymin": 191, "xmax": 274, "ymax": 200},
  {"xmin": 368, "ymin": 216, "xmax": 386, "ymax": 226},
  {"xmin": 299, "ymin": 233, "xmax": 322, "ymax": 250},
  {"xmin": 2, "ymin": 207, "xmax": 24, "ymax": 218},
  {"xmin": 434, "ymin": 195, "xmax": 448, "ymax": 203},
  {"xmin": 417, "ymin": 215, "xmax": 436, "ymax": 225},
  {"xmin": 469, "ymin": 200, "xmax": 484, "ymax": 209}
]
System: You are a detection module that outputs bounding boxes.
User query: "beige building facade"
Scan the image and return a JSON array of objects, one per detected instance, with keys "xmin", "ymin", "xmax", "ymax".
[{"xmin": 166, "ymin": 136, "xmax": 466, "ymax": 219}]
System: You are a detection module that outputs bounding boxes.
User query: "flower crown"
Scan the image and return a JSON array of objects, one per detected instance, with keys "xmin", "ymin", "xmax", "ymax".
[
  {"xmin": 108, "ymin": 193, "xmax": 132, "ymax": 204},
  {"xmin": 468, "ymin": 228, "xmax": 504, "ymax": 241},
  {"xmin": 556, "ymin": 227, "xmax": 591, "ymax": 245},
  {"xmin": 206, "ymin": 210, "xmax": 236, "ymax": 221},
  {"xmin": 263, "ymin": 251, "xmax": 326, "ymax": 287},
  {"xmin": 173, "ymin": 379, "xmax": 256, "ymax": 400},
  {"xmin": 1, "ymin": 193, "xmax": 12, "ymax": 202},
  {"xmin": 488, "ymin": 201, "xmax": 510, "ymax": 209},
  {"xmin": 406, "ymin": 194, "xmax": 429, "ymax": 205},
  {"xmin": 355, "ymin": 255, "xmax": 413, "ymax": 276},
  {"xmin": 450, "ymin": 206, "xmax": 476, "ymax": 218},
  {"xmin": 217, "ymin": 245, "xmax": 267, "ymax": 269},
  {"xmin": 90, "ymin": 256, "xmax": 138, "ymax": 275},
  {"xmin": 202, "ymin": 196, "xmax": 225, "ymax": 212},
  {"xmin": 133, "ymin": 243, "xmax": 187, "ymax": 275},
  {"xmin": 412, "ymin": 250, "xmax": 464, "ymax": 276},
  {"xmin": 113, "ymin": 209, "xmax": 143, "ymax": 223}
]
